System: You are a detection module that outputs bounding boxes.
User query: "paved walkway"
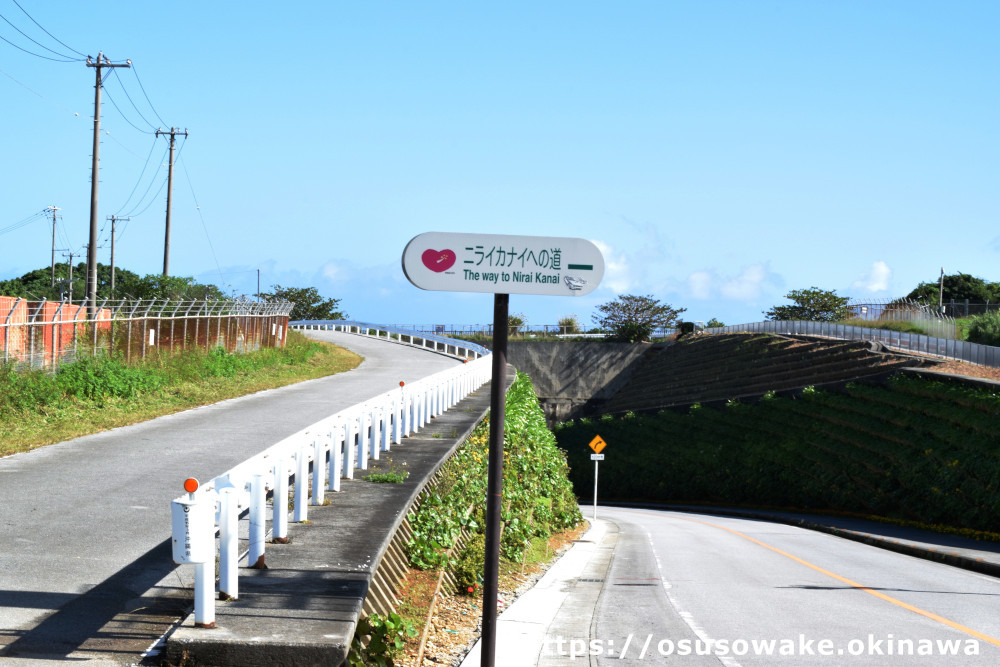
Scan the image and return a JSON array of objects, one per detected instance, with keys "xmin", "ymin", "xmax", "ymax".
[{"xmin": 0, "ymin": 331, "xmax": 460, "ymax": 664}]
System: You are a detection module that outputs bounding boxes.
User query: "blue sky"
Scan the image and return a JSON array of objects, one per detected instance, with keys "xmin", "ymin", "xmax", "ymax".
[{"xmin": 1, "ymin": 1, "xmax": 997, "ymax": 328}]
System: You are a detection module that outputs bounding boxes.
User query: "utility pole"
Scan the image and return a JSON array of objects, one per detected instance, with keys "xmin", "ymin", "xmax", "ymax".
[
  {"xmin": 939, "ymin": 267, "xmax": 945, "ymax": 315},
  {"xmin": 107, "ymin": 215, "xmax": 130, "ymax": 297},
  {"xmin": 155, "ymin": 127, "xmax": 188, "ymax": 276},
  {"xmin": 48, "ymin": 206, "xmax": 60, "ymax": 287},
  {"xmin": 62, "ymin": 251, "xmax": 77, "ymax": 303},
  {"xmin": 85, "ymin": 52, "xmax": 130, "ymax": 317}
]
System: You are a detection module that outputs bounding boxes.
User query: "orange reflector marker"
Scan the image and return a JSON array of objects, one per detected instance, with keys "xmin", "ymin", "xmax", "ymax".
[
  {"xmin": 400, "ymin": 381, "xmax": 405, "ymax": 387},
  {"xmin": 183, "ymin": 478, "xmax": 200, "ymax": 493}
]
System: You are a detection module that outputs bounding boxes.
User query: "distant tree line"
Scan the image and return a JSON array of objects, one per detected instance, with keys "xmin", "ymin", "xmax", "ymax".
[
  {"xmin": 0, "ymin": 263, "xmax": 226, "ymax": 302},
  {"xmin": 0, "ymin": 265, "xmax": 348, "ymax": 322}
]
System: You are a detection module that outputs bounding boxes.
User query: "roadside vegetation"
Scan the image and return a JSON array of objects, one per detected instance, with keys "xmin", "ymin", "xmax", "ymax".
[
  {"xmin": 406, "ymin": 372, "xmax": 581, "ymax": 568},
  {"xmin": 555, "ymin": 374, "xmax": 1000, "ymax": 540},
  {"xmin": 370, "ymin": 372, "xmax": 582, "ymax": 665},
  {"xmin": 0, "ymin": 330, "xmax": 360, "ymax": 456}
]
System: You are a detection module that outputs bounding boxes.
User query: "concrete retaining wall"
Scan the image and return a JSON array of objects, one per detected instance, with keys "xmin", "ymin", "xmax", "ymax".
[{"xmin": 483, "ymin": 341, "xmax": 659, "ymax": 424}]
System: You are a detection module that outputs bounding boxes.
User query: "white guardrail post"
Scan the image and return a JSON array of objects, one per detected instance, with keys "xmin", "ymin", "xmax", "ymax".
[
  {"xmin": 170, "ymin": 324, "xmax": 493, "ymax": 629},
  {"xmin": 294, "ymin": 448, "xmax": 309, "ymax": 522},
  {"xmin": 312, "ymin": 438, "xmax": 325, "ymax": 506},
  {"xmin": 219, "ymin": 487, "xmax": 239, "ymax": 600},
  {"xmin": 273, "ymin": 457, "xmax": 290, "ymax": 541},
  {"xmin": 249, "ymin": 474, "xmax": 267, "ymax": 568}
]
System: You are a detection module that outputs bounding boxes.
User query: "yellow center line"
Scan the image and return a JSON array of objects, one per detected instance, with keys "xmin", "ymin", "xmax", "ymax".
[{"xmin": 639, "ymin": 509, "xmax": 1000, "ymax": 647}]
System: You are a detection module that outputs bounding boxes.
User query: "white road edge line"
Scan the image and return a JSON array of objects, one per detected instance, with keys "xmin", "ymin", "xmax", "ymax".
[{"xmin": 647, "ymin": 530, "xmax": 742, "ymax": 667}]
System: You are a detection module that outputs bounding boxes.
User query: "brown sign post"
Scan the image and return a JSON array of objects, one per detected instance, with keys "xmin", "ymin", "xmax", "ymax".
[{"xmin": 403, "ymin": 232, "xmax": 603, "ymax": 667}]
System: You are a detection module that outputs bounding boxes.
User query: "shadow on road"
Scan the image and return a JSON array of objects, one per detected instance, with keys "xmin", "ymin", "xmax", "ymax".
[{"xmin": 2, "ymin": 539, "xmax": 188, "ymax": 660}]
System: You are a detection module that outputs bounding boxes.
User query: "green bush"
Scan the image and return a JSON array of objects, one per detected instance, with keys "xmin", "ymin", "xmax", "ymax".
[
  {"xmin": 347, "ymin": 611, "xmax": 416, "ymax": 667},
  {"xmin": 0, "ymin": 330, "xmax": 333, "ymax": 417},
  {"xmin": 0, "ymin": 364, "xmax": 61, "ymax": 412},
  {"xmin": 453, "ymin": 534, "xmax": 485, "ymax": 595},
  {"xmin": 56, "ymin": 355, "xmax": 163, "ymax": 399},
  {"xmin": 966, "ymin": 310, "xmax": 1000, "ymax": 347},
  {"xmin": 406, "ymin": 372, "xmax": 581, "ymax": 568}
]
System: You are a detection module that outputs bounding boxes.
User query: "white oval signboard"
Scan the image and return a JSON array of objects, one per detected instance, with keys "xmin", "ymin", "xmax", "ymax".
[{"xmin": 403, "ymin": 232, "xmax": 604, "ymax": 296}]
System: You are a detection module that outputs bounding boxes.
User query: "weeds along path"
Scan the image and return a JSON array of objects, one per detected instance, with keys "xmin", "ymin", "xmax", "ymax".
[{"xmin": 0, "ymin": 330, "xmax": 461, "ymax": 661}]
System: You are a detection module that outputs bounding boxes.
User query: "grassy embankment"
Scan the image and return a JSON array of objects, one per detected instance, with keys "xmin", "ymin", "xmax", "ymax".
[
  {"xmin": 380, "ymin": 372, "xmax": 583, "ymax": 663},
  {"xmin": 0, "ymin": 330, "xmax": 360, "ymax": 456},
  {"xmin": 556, "ymin": 374, "xmax": 1000, "ymax": 541}
]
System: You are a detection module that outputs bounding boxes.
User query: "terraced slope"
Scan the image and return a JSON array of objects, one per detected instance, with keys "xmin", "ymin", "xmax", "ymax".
[{"xmin": 602, "ymin": 333, "xmax": 927, "ymax": 414}]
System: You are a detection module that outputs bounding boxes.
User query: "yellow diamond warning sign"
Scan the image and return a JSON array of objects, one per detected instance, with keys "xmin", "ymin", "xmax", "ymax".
[{"xmin": 588, "ymin": 435, "xmax": 606, "ymax": 454}]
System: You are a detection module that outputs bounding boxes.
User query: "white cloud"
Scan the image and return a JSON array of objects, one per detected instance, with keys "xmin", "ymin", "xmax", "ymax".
[
  {"xmin": 720, "ymin": 264, "xmax": 773, "ymax": 300},
  {"xmin": 591, "ymin": 239, "xmax": 631, "ymax": 293},
  {"xmin": 688, "ymin": 271, "xmax": 714, "ymax": 299},
  {"xmin": 852, "ymin": 261, "xmax": 892, "ymax": 292},
  {"xmin": 322, "ymin": 263, "xmax": 341, "ymax": 282},
  {"xmin": 687, "ymin": 263, "xmax": 781, "ymax": 302}
]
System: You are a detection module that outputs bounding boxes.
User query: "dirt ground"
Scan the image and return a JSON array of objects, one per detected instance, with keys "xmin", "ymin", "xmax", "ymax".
[
  {"xmin": 929, "ymin": 360, "xmax": 1000, "ymax": 382},
  {"xmin": 396, "ymin": 523, "xmax": 587, "ymax": 666}
]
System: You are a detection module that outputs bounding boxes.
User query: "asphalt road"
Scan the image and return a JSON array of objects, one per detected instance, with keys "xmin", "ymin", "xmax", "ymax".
[
  {"xmin": 560, "ymin": 507, "xmax": 1000, "ymax": 666},
  {"xmin": 0, "ymin": 331, "xmax": 460, "ymax": 664}
]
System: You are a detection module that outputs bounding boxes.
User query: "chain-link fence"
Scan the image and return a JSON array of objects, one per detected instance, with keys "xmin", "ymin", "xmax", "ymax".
[
  {"xmin": 1, "ymin": 297, "xmax": 293, "ymax": 370},
  {"xmin": 846, "ymin": 298, "xmax": 961, "ymax": 339},
  {"xmin": 706, "ymin": 320, "xmax": 1000, "ymax": 368}
]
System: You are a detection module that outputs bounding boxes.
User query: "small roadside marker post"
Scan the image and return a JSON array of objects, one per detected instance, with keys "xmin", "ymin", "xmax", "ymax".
[
  {"xmin": 403, "ymin": 232, "xmax": 604, "ymax": 667},
  {"xmin": 588, "ymin": 435, "xmax": 606, "ymax": 520}
]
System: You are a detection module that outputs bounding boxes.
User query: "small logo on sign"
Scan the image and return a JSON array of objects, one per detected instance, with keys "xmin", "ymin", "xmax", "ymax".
[{"xmin": 422, "ymin": 249, "xmax": 456, "ymax": 272}]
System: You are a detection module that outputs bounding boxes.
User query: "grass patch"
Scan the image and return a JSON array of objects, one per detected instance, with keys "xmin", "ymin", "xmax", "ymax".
[
  {"xmin": 839, "ymin": 318, "xmax": 927, "ymax": 334},
  {"xmin": 366, "ymin": 457, "xmax": 410, "ymax": 483},
  {"xmin": 0, "ymin": 330, "xmax": 361, "ymax": 456}
]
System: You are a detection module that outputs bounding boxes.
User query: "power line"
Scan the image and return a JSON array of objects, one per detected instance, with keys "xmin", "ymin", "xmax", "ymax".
[
  {"xmin": 121, "ymin": 143, "xmax": 169, "ymax": 217},
  {"xmin": 0, "ymin": 209, "xmax": 46, "ymax": 236},
  {"xmin": 10, "ymin": 0, "xmax": 86, "ymax": 57},
  {"xmin": 0, "ymin": 30, "xmax": 76, "ymax": 61},
  {"xmin": 178, "ymin": 155, "xmax": 227, "ymax": 287},
  {"xmin": 113, "ymin": 137, "xmax": 162, "ymax": 215},
  {"xmin": 110, "ymin": 68, "xmax": 158, "ymax": 131},
  {"xmin": 130, "ymin": 64, "xmax": 167, "ymax": 128},
  {"xmin": 0, "ymin": 66, "xmax": 80, "ymax": 116},
  {"xmin": 124, "ymin": 175, "xmax": 167, "ymax": 219},
  {"xmin": 102, "ymin": 84, "xmax": 154, "ymax": 134},
  {"xmin": 0, "ymin": 9, "xmax": 81, "ymax": 60},
  {"xmin": 103, "ymin": 129, "xmax": 144, "ymax": 159}
]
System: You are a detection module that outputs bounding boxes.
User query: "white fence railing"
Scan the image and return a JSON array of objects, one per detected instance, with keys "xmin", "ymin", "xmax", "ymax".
[
  {"xmin": 290, "ymin": 319, "xmax": 491, "ymax": 358},
  {"xmin": 708, "ymin": 320, "xmax": 1000, "ymax": 368},
  {"xmin": 170, "ymin": 330, "xmax": 491, "ymax": 627}
]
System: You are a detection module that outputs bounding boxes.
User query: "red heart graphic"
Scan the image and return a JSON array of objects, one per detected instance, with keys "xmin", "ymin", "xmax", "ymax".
[{"xmin": 422, "ymin": 248, "xmax": 456, "ymax": 272}]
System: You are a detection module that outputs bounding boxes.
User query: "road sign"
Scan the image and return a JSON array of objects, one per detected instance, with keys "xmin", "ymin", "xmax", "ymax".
[
  {"xmin": 402, "ymin": 232, "xmax": 605, "ymax": 296},
  {"xmin": 402, "ymin": 232, "xmax": 605, "ymax": 667},
  {"xmin": 590, "ymin": 453, "xmax": 605, "ymax": 461},
  {"xmin": 588, "ymin": 435, "xmax": 606, "ymax": 454}
]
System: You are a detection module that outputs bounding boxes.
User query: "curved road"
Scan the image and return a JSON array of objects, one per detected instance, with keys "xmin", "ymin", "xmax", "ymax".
[
  {"xmin": 544, "ymin": 507, "xmax": 1000, "ymax": 666},
  {"xmin": 0, "ymin": 331, "xmax": 460, "ymax": 663}
]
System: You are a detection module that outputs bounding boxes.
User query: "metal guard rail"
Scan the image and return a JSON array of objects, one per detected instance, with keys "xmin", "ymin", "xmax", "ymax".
[
  {"xmin": 170, "ymin": 340, "xmax": 492, "ymax": 627},
  {"xmin": 707, "ymin": 320, "xmax": 1000, "ymax": 368},
  {"xmin": 289, "ymin": 319, "xmax": 490, "ymax": 358}
]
